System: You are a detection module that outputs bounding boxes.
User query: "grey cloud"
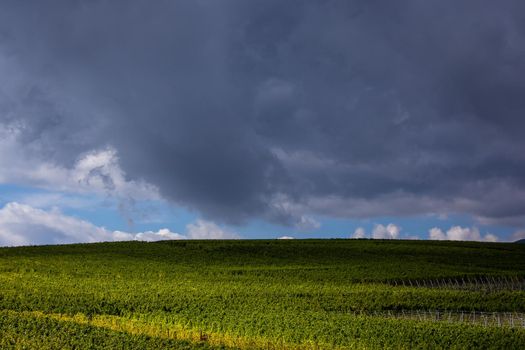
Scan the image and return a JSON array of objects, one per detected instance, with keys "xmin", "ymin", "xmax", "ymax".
[{"xmin": 1, "ymin": 0, "xmax": 525, "ymax": 226}]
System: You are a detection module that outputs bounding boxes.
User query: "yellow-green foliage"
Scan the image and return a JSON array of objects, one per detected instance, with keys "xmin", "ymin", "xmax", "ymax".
[{"xmin": 0, "ymin": 239, "xmax": 524, "ymax": 349}]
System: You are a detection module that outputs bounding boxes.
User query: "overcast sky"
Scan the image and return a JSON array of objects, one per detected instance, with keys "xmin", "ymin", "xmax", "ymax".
[{"xmin": 1, "ymin": 0, "xmax": 525, "ymax": 245}]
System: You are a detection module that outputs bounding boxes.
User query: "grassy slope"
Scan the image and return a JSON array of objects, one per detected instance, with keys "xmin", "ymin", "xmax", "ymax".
[{"xmin": 0, "ymin": 239, "xmax": 524, "ymax": 349}]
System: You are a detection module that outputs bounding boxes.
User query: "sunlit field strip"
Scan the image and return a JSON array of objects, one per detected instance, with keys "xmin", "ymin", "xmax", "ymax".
[
  {"xmin": 2, "ymin": 309, "xmax": 525, "ymax": 350},
  {"xmin": 0, "ymin": 310, "xmax": 224, "ymax": 350},
  {"xmin": 1, "ymin": 310, "xmax": 343, "ymax": 350}
]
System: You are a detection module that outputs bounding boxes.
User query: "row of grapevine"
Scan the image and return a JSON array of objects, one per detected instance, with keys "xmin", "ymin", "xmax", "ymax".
[
  {"xmin": 0, "ymin": 310, "xmax": 225, "ymax": 350},
  {"xmin": 383, "ymin": 275, "xmax": 525, "ymax": 291},
  {"xmin": 1, "ymin": 240, "xmax": 524, "ymax": 348},
  {"xmin": 3, "ymin": 309, "xmax": 525, "ymax": 350},
  {"xmin": 352, "ymin": 310, "xmax": 525, "ymax": 328}
]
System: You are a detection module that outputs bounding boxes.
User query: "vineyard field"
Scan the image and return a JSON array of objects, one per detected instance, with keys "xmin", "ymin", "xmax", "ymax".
[{"xmin": 0, "ymin": 239, "xmax": 524, "ymax": 349}]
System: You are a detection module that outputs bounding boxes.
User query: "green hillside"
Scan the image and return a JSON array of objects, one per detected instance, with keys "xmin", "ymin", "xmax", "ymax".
[{"xmin": 0, "ymin": 239, "xmax": 524, "ymax": 349}]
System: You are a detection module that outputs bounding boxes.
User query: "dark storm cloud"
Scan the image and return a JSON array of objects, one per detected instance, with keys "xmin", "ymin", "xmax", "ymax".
[{"xmin": 1, "ymin": 0, "xmax": 525, "ymax": 226}]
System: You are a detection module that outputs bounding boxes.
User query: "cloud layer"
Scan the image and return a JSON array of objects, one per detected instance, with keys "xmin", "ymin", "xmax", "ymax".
[
  {"xmin": 351, "ymin": 224, "xmax": 402, "ymax": 240},
  {"xmin": 428, "ymin": 226, "xmax": 498, "ymax": 242},
  {"xmin": 350, "ymin": 224, "xmax": 498, "ymax": 242},
  {"xmin": 1, "ymin": 1, "xmax": 525, "ymax": 228},
  {"xmin": 0, "ymin": 202, "xmax": 237, "ymax": 246}
]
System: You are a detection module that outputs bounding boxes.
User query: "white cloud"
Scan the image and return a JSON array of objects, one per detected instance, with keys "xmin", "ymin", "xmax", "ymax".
[
  {"xmin": 0, "ymin": 202, "xmax": 238, "ymax": 246},
  {"xmin": 428, "ymin": 226, "xmax": 498, "ymax": 242},
  {"xmin": 352, "ymin": 227, "xmax": 366, "ymax": 239},
  {"xmin": 278, "ymin": 236, "xmax": 295, "ymax": 239},
  {"xmin": 512, "ymin": 230, "xmax": 525, "ymax": 241},
  {"xmin": 0, "ymin": 125, "xmax": 161, "ymax": 225},
  {"xmin": 132, "ymin": 228, "xmax": 186, "ymax": 241},
  {"xmin": 372, "ymin": 223, "xmax": 400, "ymax": 239},
  {"xmin": 186, "ymin": 219, "xmax": 239, "ymax": 239},
  {"xmin": 429, "ymin": 227, "xmax": 446, "ymax": 240},
  {"xmin": 0, "ymin": 202, "xmax": 122, "ymax": 246},
  {"xmin": 0, "ymin": 125, "xmax": 158, "ymax": 201}
]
